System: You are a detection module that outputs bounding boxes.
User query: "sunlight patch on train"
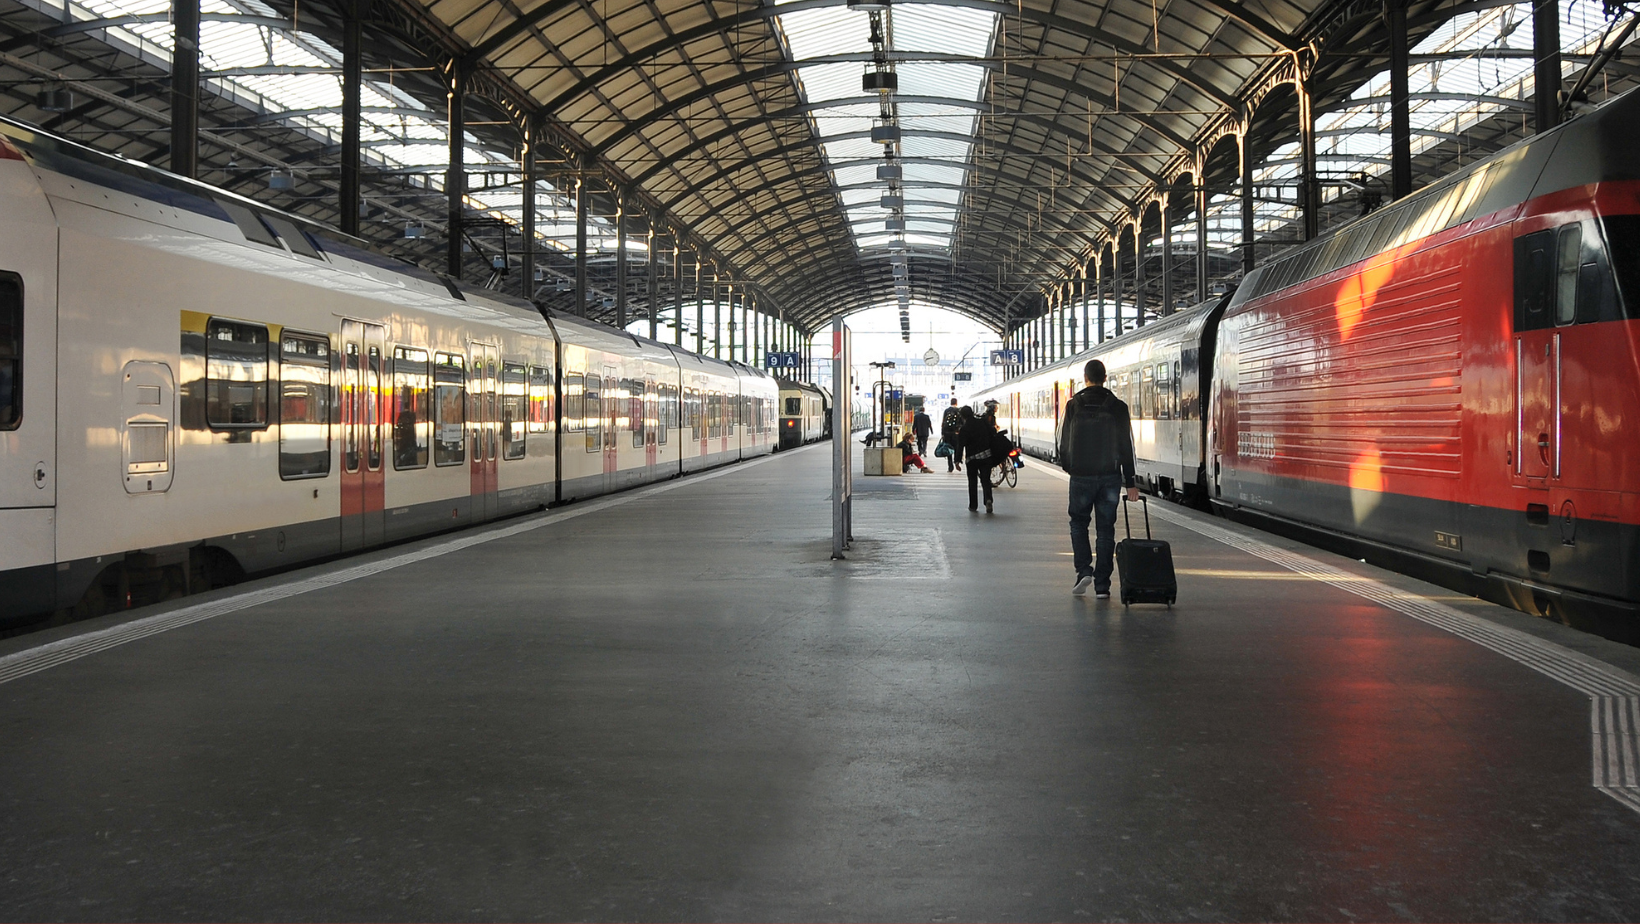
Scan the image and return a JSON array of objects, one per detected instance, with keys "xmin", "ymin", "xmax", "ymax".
[{"xmin": 1349, "ymin": 449, "xmax": 1387, "ymax": 525}]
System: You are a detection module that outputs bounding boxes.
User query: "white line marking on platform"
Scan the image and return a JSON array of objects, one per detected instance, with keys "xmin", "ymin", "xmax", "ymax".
[
  {"xmin": 1032, "ymin": 463, "xmax": 1640, "ymax": 814},
  {"xmin": 0, "ymin": 447, "xmax": 810, "ymax": 688}
]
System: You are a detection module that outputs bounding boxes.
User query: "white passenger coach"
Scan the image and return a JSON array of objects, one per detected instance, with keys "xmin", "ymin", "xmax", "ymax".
[{"xmin": 0, "ymin": 117, "xmax": 778, "ymax": 625}]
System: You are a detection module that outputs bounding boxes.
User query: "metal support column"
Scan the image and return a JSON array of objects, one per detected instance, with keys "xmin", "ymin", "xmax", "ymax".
[
  {"xmin": 1160, "ymin": 195, "xmax": 1174, "ymax": 316},
  {"xmin": 1069, "ymin": 274, "xmax": 1079, "ymax": 355},
  {"xmin": 1096, "ymin": 258, "xmax": 1106, "ymax": 343},
  {"xmin": 1133, "ymin": 225, "xmax": 1147, "ymax": 328},
  {"xmin": 521, "ymin": 116, "xmax": 536, "ymax": 304},
  {"xmin": 1298, "ymin": 73, "xmax": 1319, "ymax": 241},
  {"xmin": 1387, "ymin": 0, "xmax": 1413, "ymax": 200},
  {"xmin": 694, "ymin": 260, "xmax": 704, "ymax": 355},
  {"xmin": 712, "ymin": 274, "xmax": 722, "ymax": 359},
  {"xmin": 169, "ymin": 0, "xmax": 200, "ymax": 178},
  {"xmin": 339, "ymin": 0, "xmax": 362, "ymax": 235},
  {"xmin": 1534, "ymin": 0, "xmax": 1562, "ymax": 133},
  {"xmin": 1195, "ymin": 175, "xmax": 1209, "ymax": 301},
  {"xmin": 615, "ymin": 195, "xmax": 628, "ymax": 330},
  {"xmin": 574, "ymin": 177, "xmax": 588, "ymax": 317},
  {"xmin": 673, "ymin": 244, "xmax": 684, "ymax": 346},
  {"xmin": 1239, "ymin": 132, "xmax": 1256, "ymax": 275},
  {"xmin": 1111, "ymin": 247, "xmax": 1124, "ymax": 337},
  {"xmin": 647, "ymin": 227, "xmax": 658, "ymax": 340},
  {"xmin": 446, "ymin": 63, "xmax": 465, "ymax": 278}
]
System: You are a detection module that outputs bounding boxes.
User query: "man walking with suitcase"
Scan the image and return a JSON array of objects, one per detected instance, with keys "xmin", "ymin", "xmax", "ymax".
[{"xmin": 1057, "ymin": 359, "xmax": 1139, "ymax": 598}]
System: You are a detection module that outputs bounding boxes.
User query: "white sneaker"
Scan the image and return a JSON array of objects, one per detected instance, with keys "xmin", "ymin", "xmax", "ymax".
[
  {"xmin": 1095, "ymin": 591, "xmax": 1111, "ymax": 600},
  {"xmin": 1072, "ymin": 575, "xmax": 1094, "ymax": 596}
]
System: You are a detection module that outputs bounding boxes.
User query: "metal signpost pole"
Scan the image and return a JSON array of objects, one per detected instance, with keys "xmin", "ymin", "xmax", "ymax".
[{"xmin": 832, "ymin": 319, "xmax": 852, "ymax": 560}]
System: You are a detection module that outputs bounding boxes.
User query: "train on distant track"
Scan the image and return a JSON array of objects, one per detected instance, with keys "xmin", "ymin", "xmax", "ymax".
[
  {"xmin": 777, "ymin": 378, "xmax": 831, "ymax": 449},
  {"xmin": 0, "ymin": 116, "xmax": 823, "ymax": 627},
  {"xmin": 975, "ymin": 87, "xmax": 1640, "ymax": 638}
]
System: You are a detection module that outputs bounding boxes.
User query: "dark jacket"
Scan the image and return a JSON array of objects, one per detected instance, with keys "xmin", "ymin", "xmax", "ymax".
[
  {"xmin": 912, "ymin": 411, "xmax": 933, "ymax": 438},
  {"xmin": 1057, "ymin": 385, "xmax": 1136, "ymax": 485},
  {"xmin": 958, "ymin": 416, "xmax": 998, "ymax": 466},
  {"xmin": 939, "ymin": 405, "xmax": 962, "ymax": 437}
]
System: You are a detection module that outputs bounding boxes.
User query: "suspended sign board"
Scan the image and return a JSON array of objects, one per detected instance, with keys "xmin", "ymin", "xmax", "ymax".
[
  {"xmin": 990, "ymin": 349, "xmax": 1024, "ymax": 366},
  {"xmin": 765, "ymin": 351, "xmax": 802, "ymax": 370},
  {"xmin": 953, "ymin": 372, "xmax": 973, "ymax": 382}
]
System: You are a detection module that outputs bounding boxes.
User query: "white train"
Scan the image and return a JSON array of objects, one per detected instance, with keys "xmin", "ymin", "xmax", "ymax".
[
  {"xmin": 970, "ymin": 294, "xmax": 1233, "ymax": 504},
  {"xmin": 776, "ymin": 378, "xmax": 830, "ymax": 449},
  {"xmin": 0, "ymin": 117, "xmax": 777, "ymax": 626}
]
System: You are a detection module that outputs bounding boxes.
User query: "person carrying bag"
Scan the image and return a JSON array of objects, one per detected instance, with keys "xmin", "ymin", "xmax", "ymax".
[{"xmin": 1057, "ymin": 359, "xmax": 1139, "ymax": 598}]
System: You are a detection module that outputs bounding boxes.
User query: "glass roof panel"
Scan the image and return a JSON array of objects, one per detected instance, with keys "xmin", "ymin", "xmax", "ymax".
[{"xmin": 773, "ymin": 2, "xmax": 999, "ymax": 257}]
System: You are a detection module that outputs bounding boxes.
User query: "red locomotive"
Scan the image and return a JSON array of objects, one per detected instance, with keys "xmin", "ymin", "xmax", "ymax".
[{"xmin": 1210, "ymin": 87, "xmax": 1640, "ymax": 636}]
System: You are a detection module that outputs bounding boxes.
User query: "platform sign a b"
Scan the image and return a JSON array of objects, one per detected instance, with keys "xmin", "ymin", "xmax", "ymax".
[{"xmin": 990, "ymin": 349, "xmax": 1024, "ymax": 366}]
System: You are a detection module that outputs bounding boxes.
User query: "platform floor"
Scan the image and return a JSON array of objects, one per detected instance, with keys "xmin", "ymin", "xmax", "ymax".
[{"xmin": 6, "ymin": 442, "xmax": 1640, "ymax": 920}]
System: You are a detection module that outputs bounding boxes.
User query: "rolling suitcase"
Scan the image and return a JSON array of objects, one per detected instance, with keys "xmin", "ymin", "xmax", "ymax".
[{"xmin": 1117, "ymin": 497, "xmax": 1176, "ymax": 606}]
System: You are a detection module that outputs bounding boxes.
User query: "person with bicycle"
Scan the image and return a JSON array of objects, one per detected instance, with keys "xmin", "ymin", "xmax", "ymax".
[
  {"xmin": 957, "ymin": 405, "xmax": 997, "ymax": 513},
  {"xmin": 1058, "ymin": 359, "xmax": 1139, "ymax": 598}
]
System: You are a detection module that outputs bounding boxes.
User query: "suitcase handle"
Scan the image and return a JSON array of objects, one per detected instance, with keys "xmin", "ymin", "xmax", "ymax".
[{"xmin": 1122, "ymin": 494, "xmax": 1151, "ymax": 540}]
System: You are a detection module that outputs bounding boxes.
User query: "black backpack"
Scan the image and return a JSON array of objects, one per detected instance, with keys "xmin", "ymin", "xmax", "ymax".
[{"xmin": 1063, "ymin": 392, "xmax": 1122, "ymax": 476}]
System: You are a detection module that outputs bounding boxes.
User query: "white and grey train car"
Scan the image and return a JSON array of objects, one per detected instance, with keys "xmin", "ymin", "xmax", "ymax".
[
  {"xmin": 776, "ymin": 378, "xmax": 829, "ymax": 449},
  {"xmin": 0, "ymin": 117, "xmax": 776, "ymax": 626},
  {"xmin": 971, "ymin": 294, "xmax": 1231, "ymax": 501}
]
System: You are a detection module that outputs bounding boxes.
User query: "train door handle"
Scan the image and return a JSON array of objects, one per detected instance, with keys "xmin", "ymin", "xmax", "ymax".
[{"xmin": 1538, "ymin": 432, "xmax": 1551, "ymax": 463}]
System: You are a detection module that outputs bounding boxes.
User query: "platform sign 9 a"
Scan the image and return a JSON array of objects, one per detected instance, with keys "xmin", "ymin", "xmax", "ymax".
[
  {"xmin": 766, "ymin": 351, "xmax": 802, "ymax": 370},
  {"xmin": 990, "ymin": 349, "xmax": 1024, "ymax": 366}
]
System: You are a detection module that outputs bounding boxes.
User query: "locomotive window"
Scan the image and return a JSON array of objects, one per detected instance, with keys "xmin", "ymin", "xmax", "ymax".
[
  {"xmin": 391, "ymin": 347, "xmax": 429, "ymax": 471},
  {"xmin": 585, "ymin": 373, "xmax": 602, "ymax": 453},
  {"xmin": 786, "ymin": 396, "xmax": 802, "ymax": 415},
  {"xmin": 205, "ymin": 318, "xmax": 269, "ymax": 429},
  {"xmin": 279, "ymin": 333, "xmax": 331, "ymax": 479},
  {"xmin": 433, "ymin": 352, "xmax": 465, "ymax": 466},
  {"xmin": 1514, "ymin": 230, "xmax": 1555, "ymax": 331},
  {"xmin": 527, "ymin": 365, "xmax": 552, "ymax": 434},
  {"xmin": 0, "ymin": 275, "xmax": 19, "ymax": 430},
  {"xmin": 501, "ymin": 361, "xmax": 527, "ymax": 461},
  {"xmin": 1600, "ymin": 215, "xmax": 1640, "ymax": 320},
  {"xmin": 563, "ymin": 371, "xmax": 584, "ymax": 432},
  {"xmin": 1556, "ymin": 225, "xmax": 1582, "ymax": 326}
]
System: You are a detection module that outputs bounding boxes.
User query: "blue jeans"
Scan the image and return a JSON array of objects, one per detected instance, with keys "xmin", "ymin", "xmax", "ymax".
[{"xmin": 1069, "ymin": 474, "xmax": 1122, "ymax": 588}]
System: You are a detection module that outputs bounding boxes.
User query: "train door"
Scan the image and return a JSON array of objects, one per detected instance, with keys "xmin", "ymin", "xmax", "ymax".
[
  {"xmin": 340, "ymin": 320, "xmax": 386, "ymax": 551},
  {"xmin": 1513, "ymin": 230, "xmax": 1560, "ymax": 483},
  {"xmin": 469, "ymin": 342, "xmax": 498, "ymax": 520},
  {"xmin": 602, "ymin": 363, "xmax": 619, "ymax": 476},
  {"xmin": 644, "ymin": 378, "xmax": 658, "ymax": 467}
]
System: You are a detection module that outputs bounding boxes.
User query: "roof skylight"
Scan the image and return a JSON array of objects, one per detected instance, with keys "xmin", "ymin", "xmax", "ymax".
[{"xmin": 772, "ymin": 0, "xmax": 999, "ymax": 257}]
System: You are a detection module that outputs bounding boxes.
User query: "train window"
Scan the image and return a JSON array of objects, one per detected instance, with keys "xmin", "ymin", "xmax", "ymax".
[
  {"xmin": 0, "ymin": 275, "xmax": 19, "ymax": 430},
  {"xmin": 501, "ymin": 361, "xmax": 527, "ymax": 460},
  {"xmin": 1556, "ymin": 225, "xmax": 1582, "ymax": 326},
  {"xmin": 1140, "ymin": 365, "xmax": 1154, "ymax": 420},
  {"xmin": 630, "ymin": 379, "xmax": 645, "ymax": 450},
  {"xmin": 1601, "ymin": 215, "xmax": 1640, "ymax": 320},
  {"xmin": 205, "ymin": 318, "xmax": 269, "ymax": 429},
  {"xmin": 433, "ymin": 352, "xmax": 465, "ymax": 466},
  {"xmin": 279, "ymin": 334, "xmax": 331, "ymax": 478},
  {"xmin": 585, "ymin": 373, "xmax": 602, "ymax": 452},
  {"xmin": 786, "ymin": 396, "xmax": 802, "ymax": 415},
  {"xmin": 563, "ymin": 371, "xmax": 584, "ymax": 432},
  {"xmin": 652, "ymin": 384, "xmax": 665, "ymax": 449},
  {"xmin": 390, "ymin": 347, "xmax": 429, "ymax": 470},
  {"xmin": 1155, "ymin": 363, "xmax": 1171, "ymax": 420},
  {"xmin": 365, "ymin": 346, "xmax": 382, "ymax": 471},
  {"xmin": 1514, "ymin": 230, "xmax": 1555, "ymax": 332},
  {"xmin": 527, "ymin": 365, "xmax": 552, "ymax": 434}
]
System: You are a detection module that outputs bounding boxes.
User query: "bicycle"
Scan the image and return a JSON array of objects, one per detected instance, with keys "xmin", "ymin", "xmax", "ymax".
[{"xmin": 989, "ymin": 445, "xmax": 1021, "ymax": 488}]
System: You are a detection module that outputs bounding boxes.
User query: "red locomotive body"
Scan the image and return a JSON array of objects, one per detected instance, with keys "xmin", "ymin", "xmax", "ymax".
[{"xmin": 1210, "ymin": 90, "xmax": 1640, "ymax": 633}]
